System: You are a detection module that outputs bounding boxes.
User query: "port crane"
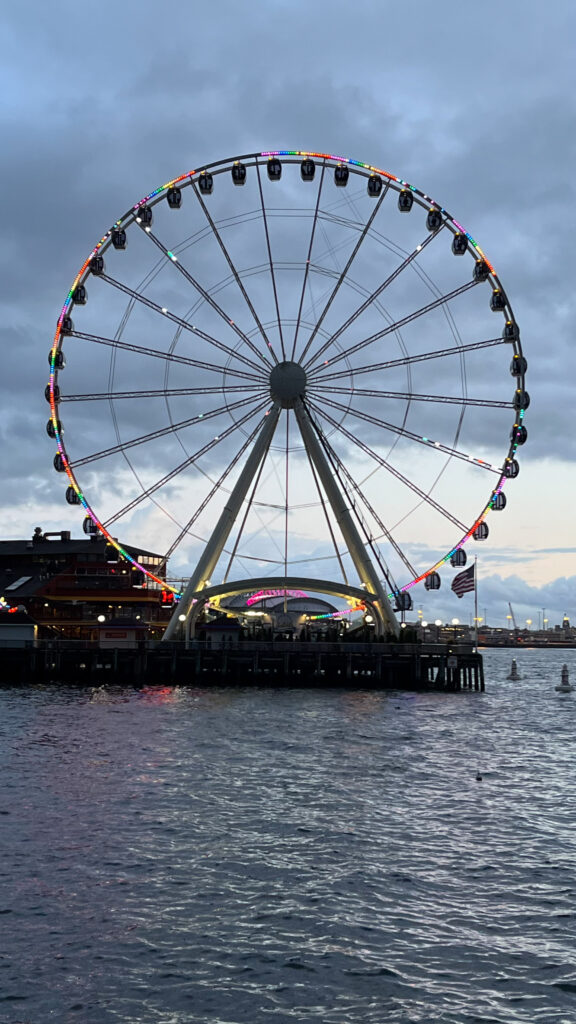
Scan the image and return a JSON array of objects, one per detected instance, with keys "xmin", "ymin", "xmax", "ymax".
[{"xmin": 508, "ymin": 602, "xmax": 518, "ymax": 632}]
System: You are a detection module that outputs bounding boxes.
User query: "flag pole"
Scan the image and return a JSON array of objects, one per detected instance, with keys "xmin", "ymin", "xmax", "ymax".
[{"xmin": 474, "ymin": 555, "xmax": 479, "ymax": 650}]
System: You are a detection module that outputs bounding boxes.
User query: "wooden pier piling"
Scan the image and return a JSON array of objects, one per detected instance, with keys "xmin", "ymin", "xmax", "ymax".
[{"xmin": 1, "ymin": 639, "xmax": 484, "ymax": 691}]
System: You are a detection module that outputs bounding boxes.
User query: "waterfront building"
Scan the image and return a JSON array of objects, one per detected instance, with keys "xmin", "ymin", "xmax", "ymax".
[{"xmin": 0, "ymin": 529, "xmax": 172, "ymax": 641}]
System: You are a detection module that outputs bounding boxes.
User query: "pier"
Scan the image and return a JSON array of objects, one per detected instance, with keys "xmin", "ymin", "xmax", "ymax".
[{"xmin": 2, "ymin": 639, "xmax": 484, "ymax": 691}]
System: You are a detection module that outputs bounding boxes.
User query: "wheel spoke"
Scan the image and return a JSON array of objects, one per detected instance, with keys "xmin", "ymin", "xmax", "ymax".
[
  {"xmin": 308, "ymin": 279, "xmax": 478, "ymax": 375},
  {"xmin": 307, "ymin": 456, "xmax": 349, "ymax": 585},
  {"xmin": 307, "ymin": 399, "xmax": 467, "ymax": 531},
  {"xmin": 61, "ymin": 384, "xmax": 266, "ymax": 403},
  {"xmin": 290, "ymin": 161, "xmax": 326, "ymax": 361},
  {"xmin": 313, "ymin": 386, "xmax": 512, "ymax": 410},
  {"xmin": 304, "ymin": 228, "xmax": 439, "ymax": 370},
  {"xmin": 160, "ymin": 416, "xmax": 267, "ymax": 566},
  {"xmin": 72, "ymin": 394, "xmax": 264, "ymax": 468},
  {"xmin": 314, "ymin": 337, "xmax": 506, "ymax": 383},
  {"xmin": 306, "ymin": 413, "xmax": 417, "ymax": 578},
  {"xmin": 103, "ymin": 401, "xmax": 269, "ymax": 526},
  {"xmin": 222, "ymin": 440, "xmax": 271, "ymax": 584},
  {"xmin": 141, "ymin": 225, "xmax": 276, "ymax": 369},
  {"xmin": 309, "ymin": 393, "xmax": 502, "ymax": 472},
  {"xmin": 69, "ymin": 330, "xmax": 264, "ymax": 383},
  {"xmin": 190, "ymin": 181, "xmax": 280, "ymax": 365},
  {"xmin": 298, "ymin": 185, "xmax": 389, "ymax": 365},
  {"xmin": 255, "ymin": 159, "xmax": 286, "ymax": 360},
  {"xmin": 100, "ymin": 272, "xmax": 267, "ymax": 376},
  {"xmin": 304, "ymin": 403, "xmax": 400, "ymax": 594}
]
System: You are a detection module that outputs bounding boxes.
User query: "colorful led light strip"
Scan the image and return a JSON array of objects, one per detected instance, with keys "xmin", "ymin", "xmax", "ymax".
[
  {"xmin": 309, "ymin": 604, "xmax": 366, "ymax": 622},
  {"xmin": 246, "ymin": 588, "xmax": 309, "ymax": 606},
  {"xmin": 49, "ymin": 150, "xmax": 518, "ymax": 595}
]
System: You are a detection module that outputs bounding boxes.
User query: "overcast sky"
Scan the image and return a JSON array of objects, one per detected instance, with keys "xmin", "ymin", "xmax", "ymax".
[{"xmin": 1, "ymin": 0, "xmax": 575, "ymax": 627}]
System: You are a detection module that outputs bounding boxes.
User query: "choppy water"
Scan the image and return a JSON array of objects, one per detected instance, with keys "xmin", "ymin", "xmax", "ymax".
[{"xmin": 1, "ymin": 648, "xmax": 575, "ymax": 1024}]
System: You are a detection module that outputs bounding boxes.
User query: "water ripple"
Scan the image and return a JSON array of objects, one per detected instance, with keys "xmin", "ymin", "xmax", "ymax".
[{"xmin": 0, "ymin": 649, "xmax": 575, "ymax": 1022}]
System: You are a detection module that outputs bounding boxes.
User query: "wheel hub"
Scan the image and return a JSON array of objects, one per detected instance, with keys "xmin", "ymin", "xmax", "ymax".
[{"xmin": 269, "ymin": 360, "xmax": 307, "ymax": 408}]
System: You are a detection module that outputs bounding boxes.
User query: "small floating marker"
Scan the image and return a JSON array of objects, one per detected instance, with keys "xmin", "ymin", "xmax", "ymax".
[
  {"xmin": 507, "ymin": 658, "xmax": 521, "ymax": 681},
  {"xmin": 475, "ymin": 771, "xmax": 483, "ymax": 782},
  {"xmin": 555, "ymin": 664, "xmax": 574, "ymax": 692}
]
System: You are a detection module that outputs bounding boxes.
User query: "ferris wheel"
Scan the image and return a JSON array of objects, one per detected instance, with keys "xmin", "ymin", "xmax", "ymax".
[{"xmin": 47, "ymin": 150, "xmax": 528, "ymax": 634}]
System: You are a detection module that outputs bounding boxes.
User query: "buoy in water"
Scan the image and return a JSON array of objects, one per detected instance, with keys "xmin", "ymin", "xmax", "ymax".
[
  {"xmin": 555, "ymin": 664, "xmax": 574, "ymax": 692},
  {"xmin": 475, "ymin": 771, "xmax": 483, "ymax": 782},
  {"xmin": 507, "ymin": 658, "xmax": 522, "ymax": 680}
]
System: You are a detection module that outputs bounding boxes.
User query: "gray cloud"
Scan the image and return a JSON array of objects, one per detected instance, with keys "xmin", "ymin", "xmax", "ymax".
[{"xmin": 1, "ymin": 0, "xmax": 575, "ymax": 600}]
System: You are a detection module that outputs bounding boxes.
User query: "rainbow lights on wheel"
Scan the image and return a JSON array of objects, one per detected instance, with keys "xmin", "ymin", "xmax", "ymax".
[{"xmin": 47, "ymin": 150, "xmax": 527, "ymax": 610}]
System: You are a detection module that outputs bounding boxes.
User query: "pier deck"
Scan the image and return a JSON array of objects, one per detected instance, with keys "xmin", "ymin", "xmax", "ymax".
[{"xmin": 1, "ymin": 640, "xmax": 484, "ymax": 691}]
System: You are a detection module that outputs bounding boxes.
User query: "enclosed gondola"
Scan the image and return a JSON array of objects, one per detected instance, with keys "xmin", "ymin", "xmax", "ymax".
[
  {"xmin": 137, "ymin": 205, "xmax": 153, "ymax": 226},
  {"xmin": 510, "ymin": 424, "xmax": 528, "ymax": 446},
  {"xmin": 231, "ymin": 162, "xmax": 246, "ymax": 185},
  {"xmin": 48, "ymin": 349, "xmax": 66, "ymax": 369},
  {"xmin": 450, "ymin": 549, "xmax": 467, "ymax": 567},
  {"xmin": 367, "ymin": 174, "xmax": 382, "ymax": 197},
  {"xmin": 490, "ymin": 289, "xmax": 507, "ymax": 311},
  {"xmin": 66, "ymin": 486, "xmax": 81, "ymax": 505},
  {"xmin": 198, "ymin": 172, "xmax": 213, "ymax": 195},
  {"xmin": 267, "ymin": 158, "xmax": 282, "ymax": 181},
  {"xmin": 46, "ymin": 419, "xmax": 62, "ymax": 439},
  {"xmin": 300, "ymin": 158, "xmax": 315, "ymax": 182},
  {"xmin": 451, "ymin": 232, "xmax": 468, "ymax": 255},
  {"xmin": 473, "ymin": 259, "xmax": 490, "ymax": 282},
  {"xmin": 334, "ymin": 164, "xmax": 349, "ymax": 187},
  {"xmin": 426, "ymin": 208, "xmax": 443, "ymax": 232},
  {"xmin": 166, "ymin": 187, "xmax": 182, "ymax": 208}
]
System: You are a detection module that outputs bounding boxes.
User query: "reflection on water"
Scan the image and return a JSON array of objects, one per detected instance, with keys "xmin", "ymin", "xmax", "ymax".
[{"xmin": 1, "ymin": 648, "xmax": 575, "ymax": 1023}]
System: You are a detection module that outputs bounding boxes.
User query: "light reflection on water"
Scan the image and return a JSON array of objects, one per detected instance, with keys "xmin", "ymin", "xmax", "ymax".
[{"xmin": 0, "ymin": 648, "xmax": 575, "ymax": 1023}]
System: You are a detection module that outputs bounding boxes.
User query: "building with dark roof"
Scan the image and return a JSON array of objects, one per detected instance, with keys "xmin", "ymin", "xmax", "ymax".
[{"xmin": 0, "ymin": 529, "xmax": 174, "ymax": 641}]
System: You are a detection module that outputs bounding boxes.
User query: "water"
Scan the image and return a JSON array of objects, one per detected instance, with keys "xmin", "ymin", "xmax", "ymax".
[{"xmin": 1, "ymin": 648, "xmax": 575, "ymax": 1023}]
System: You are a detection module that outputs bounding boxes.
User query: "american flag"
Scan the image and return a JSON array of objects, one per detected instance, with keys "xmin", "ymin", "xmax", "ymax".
[{"xmin": 451, "ymin": 563, "xmax": 475, "ymax": 598}]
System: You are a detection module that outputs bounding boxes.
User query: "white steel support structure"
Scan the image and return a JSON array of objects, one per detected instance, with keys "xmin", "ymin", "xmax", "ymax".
[
  {"xmin": 164, "ymin": 360, "xmax": 399, "ymax": 640},
  {"xmin": 293, "ymin": 399, "xmax": 399, "ymax": 636},
  {"xmin": 163, "ymin": 404, "xmax": 281, "ymax": 640}
]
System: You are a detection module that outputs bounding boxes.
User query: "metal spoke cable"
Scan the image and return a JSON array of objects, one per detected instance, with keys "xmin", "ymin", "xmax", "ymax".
[
  {"xmin": 142, "ymin": 224, "xmax": 276, "ymax": 367},
  {"xmin": 308, "ymin": 392, "xmax": 502, "ymax": 472},
  {"xmin": 307, "ymin": 455, "xmax": 349, "ymax": 585},
  {"xmin": 222, "ymin": 441, "xmax": 272, "ymax": 585},
  {"xmin": 160, "ymin": 417, "xmax": 267, "ymax": 568},
  {"xmin": 303, "ymin": 401, "xmax": 400, "ymax": 595},
  {"xmin": 191, "ymin": 182, "xmax": 279, "ymax": 365},
  {"xmin": 307, "ymin": 279, "xmax": 479, "ymax": 376},
  {"xmin": 100, "ymin": 272, "xmax": 267, "ymax": 377},
  {"xmin": 73, "ymin": 394, "xmax": 263, "ymax": 468},
  {"xmin": 313, "ymin": 403, "xmax": 468, "ymax": 532},
  {"xmin": 69, "ymin": 330, "xmax": 264, "ymax": 383},
  {"xmin": 304, "ymin": 229, "xmax": 438, "ymax": 371},
  {"xmin": 298, "ymin": 189, "xmax": 388, "ymax": 365},
  {"xmin": 62, "ymin": 384, "xmax": 266, "ymax": 403},
  {"xmin": 315, "ymin": 336, "xmax": 506, "ymax": 383},
  {"xmin": 103, "ymin": 400, "xmax": 269, "ymax": 526},
  {"xmin": 314, "ymin": 386, "xmax": 512, "ymax": 410},
  {"xmin": 255, "ymin": 159, "xmax": 286, "ymax": 360},
  {"xmin": 284, "ymin": 411, "xmax": 290, "ymax": 579},
  {"xmin": 290, "ymin": 161, "xmax": 325, "ymax": 360},
  {"xmin": 306, "ymin": 398, "xmax": 418, "ymax": 578}
]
